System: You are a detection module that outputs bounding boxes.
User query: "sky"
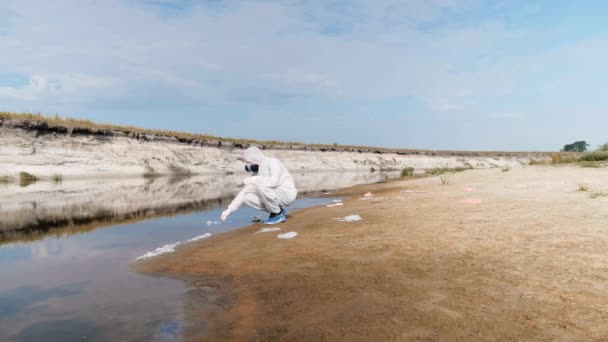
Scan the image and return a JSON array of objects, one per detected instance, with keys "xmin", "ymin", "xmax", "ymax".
[{"xmin": 1, "ymin": 0, "xmax": 608, "ymax": 151}]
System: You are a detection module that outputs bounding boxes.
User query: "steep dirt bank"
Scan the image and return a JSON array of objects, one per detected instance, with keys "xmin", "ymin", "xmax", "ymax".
[
  {"xmin": 138, "ymin": 166, "xmax": 608, "ymax": 341},
  {"xmin": 0, "ymin": 117, "xmax": 549, "ymax": 179}
]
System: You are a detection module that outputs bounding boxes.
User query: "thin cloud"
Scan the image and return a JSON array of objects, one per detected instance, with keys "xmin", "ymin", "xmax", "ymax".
[{"xmin": 0, "ymin": 0, "xmax": 607, "ymax": 150}]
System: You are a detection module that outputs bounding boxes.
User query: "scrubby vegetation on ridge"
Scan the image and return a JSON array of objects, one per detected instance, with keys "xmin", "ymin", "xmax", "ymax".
[{"xmin": 1, "ymin": 111, "xmax": 550, "ymax": 155}]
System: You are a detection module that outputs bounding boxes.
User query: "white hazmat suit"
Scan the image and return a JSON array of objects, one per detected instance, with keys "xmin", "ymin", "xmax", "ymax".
[{"xmin": 221, "ymin": 147, "xmax": 297, "ymax": 221}]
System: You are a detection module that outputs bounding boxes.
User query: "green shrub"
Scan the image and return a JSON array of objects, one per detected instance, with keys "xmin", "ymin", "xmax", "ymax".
[
  {"xmin": 562, "ymin": 141, "xmax": 589, "ymax": 152},
  {"xmin": 19, "ymin": 172, "xmax": 38, "ymax": 187},
  {"xmin": 579, "ymin": 151, "xmax": 608, "ymax": 162},
  {"xmin": 400, "ymin": 167, "xmax": 414, "ymax": 177}
]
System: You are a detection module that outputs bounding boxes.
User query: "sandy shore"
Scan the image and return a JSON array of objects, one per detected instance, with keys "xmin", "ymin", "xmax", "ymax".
[{"xmin": 137, "ymin": 165, "xmax": 608, "ymax": 341}]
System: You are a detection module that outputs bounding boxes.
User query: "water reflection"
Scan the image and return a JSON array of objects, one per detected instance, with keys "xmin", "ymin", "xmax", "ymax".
[
  {"xmin": 0, "ymin": 283, "xmax": 84, "ymax": 318},
  {"xmin": 17, "ymin": 319, "xmax": 98, "ymax": 342},
  {"xmin": 0, "ymin": 171, "xmax": 395, "ymax": 245},
  {"xmin": 0, "ymin": 171, "xmax": 393, "ymax": 341}
]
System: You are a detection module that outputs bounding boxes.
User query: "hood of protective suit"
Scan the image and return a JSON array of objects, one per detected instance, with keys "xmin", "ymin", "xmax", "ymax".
[{"xmin": 243, "ymin": 146, "xmax": 267, "ymax": 164}]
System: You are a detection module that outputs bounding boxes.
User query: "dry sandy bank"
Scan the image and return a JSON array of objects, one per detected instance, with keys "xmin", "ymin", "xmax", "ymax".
[
  {"xmin": 0, "ymin": 118, "xmax": 546, "ymax": 178},
  {"xmin": 138, "ymin": 165, "xmax": 608, "ymax": 341}
]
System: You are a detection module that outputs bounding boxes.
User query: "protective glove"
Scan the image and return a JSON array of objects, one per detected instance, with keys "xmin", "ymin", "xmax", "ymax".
[{"xmin": 221, "ymin": 208, "xmax": 232, "ymax": 221}]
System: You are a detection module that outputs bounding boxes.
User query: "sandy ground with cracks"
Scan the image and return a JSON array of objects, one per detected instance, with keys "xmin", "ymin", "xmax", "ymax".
[{"xmin": 137, "ymin": 165, "xmax": 608, "ymax": 341}]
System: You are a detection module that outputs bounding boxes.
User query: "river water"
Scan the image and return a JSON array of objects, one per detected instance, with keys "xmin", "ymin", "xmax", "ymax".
[{"xmin": 0, "ymin": 171, "xmax": 393, "ymax": 341}]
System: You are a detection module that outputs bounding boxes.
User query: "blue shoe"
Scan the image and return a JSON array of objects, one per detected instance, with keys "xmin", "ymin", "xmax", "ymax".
[{"xmin": 264, "ymin": 211, "xmax": 286, "ymax": 225}]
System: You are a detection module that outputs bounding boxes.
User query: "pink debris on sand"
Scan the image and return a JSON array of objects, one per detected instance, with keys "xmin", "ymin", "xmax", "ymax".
[
  {"xmin": 463, "ymin": 187, "xmax": 475, "ymax": 192},
  {"xmin": 364, "ymin": 192, "xmax": 374, "ymax": 198},
  {"xmin": 460, "ymin": 199, "xmax": 482, "ymax": 204}
]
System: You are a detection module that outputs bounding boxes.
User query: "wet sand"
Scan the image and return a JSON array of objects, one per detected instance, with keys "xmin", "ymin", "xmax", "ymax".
[{"xmin": 137, "ymin": 166, "xmax": 608, "ymax": 341}]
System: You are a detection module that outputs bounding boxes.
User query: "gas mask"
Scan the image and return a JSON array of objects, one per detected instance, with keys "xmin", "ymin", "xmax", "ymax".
[{"xmin": 245, "ymin": 163, "xmax": 259, "ymax": 173}]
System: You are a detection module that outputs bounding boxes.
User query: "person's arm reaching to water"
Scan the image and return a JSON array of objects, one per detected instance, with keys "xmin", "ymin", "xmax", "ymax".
[{"xmin": 221, "ymin": 183, "xmax": 256, "ymax": 221}]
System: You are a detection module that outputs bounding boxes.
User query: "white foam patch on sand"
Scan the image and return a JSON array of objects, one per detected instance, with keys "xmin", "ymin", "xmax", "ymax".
[
  {"xmin": 332, "ymin": 200, "xmax": 342, "ymax": 203},
  {"xmin": 337, "ymin": 215, "xmax": 362, "ymax": 222},
  {"xmin": 326, "ymin": 202, "xmax": 344, "ymax": 207},
  {"xmin": 188, "ymin": 233, "xmax": 212, "ymax": 242},
  {"xmin": 137, "ymin": 233, "xmax": 212, "ymax": 260},
  {"xmin": 137, "ymin": 242, "xmax": 181, "ymax": 261},
  {"xmin": 371, "ymin": 197, "xmax": 387, "ymax": 203},
  {"xmin": 206, "ymin": 220, "xmax": 221, "ymax": 226},
  {"xmin": 256, "ymin": 227, "xmax": 281, "ymax": 233},
  {"xmin": 277, "ymin": 232, "xmax": 298, "ymax": 239}
]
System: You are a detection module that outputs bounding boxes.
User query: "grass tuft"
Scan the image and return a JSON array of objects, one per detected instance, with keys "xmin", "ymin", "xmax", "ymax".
[
  {"xmin": 52, "ymin": 174, "xmax": 63, "ymax": 184},
  {"xmin": 400, "ymin": 167, "xmax": 414, "ymax": 178},
  {"xmin": 501, "ymin": 166, "xmax": 511, "ymax": 172},
  {"xmin": 529, "ymin": 159, "xmax": 546, "ymax": 165},
  {"xmin": 578, "ymin": 184, "xmax": 589, "ymax": 192},
  {"xmin": 0, "ymin": 175, "xmax": 13, "ymax": 185},
  {"xmin": 426, "ymin": 166, "xmax": 472, "ymax": 176},
  {"xmin": 440, "ymin": 175, "xmax": 451, "ymax": 185},
  {"xmin": 590, "ymin": 191, "xmax": 608, "ymax": 199},
  {"xmin": 19, "ymin": 172, "xmax": 38, "ymax": 187}
]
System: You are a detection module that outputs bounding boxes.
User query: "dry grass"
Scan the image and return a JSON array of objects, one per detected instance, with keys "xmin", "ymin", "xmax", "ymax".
[
  {"xmin": 550, "ymin": 152, "xmax": 580, "ymax": 164},
  {"xmin": 590, "ymin": 191, "xmax": 608, "ymax": 199},
  {"xmin": 440, "ymin": 175, "xmax": 451, "ymax": 185},
  {"xmin": 578, "ymin": 184, "xmax": 589, "ymax": 192},
  {"xmin": 579, "ymin": 151, "xmax": 608, "ymax": 162},
  {"xmin": 1, "ymin": 111, "xmax": 301, "ymax": 146},
  {"xmin": 426, "ymin": 166, "xmax": 472, "ymax": 176},
  {"xmin": 0, "ymin": 112, "xmax": 551, "ymax": 155},
  {"xmin": 529, "ymin": 159, "xmax": 546, "ymax": 165}
]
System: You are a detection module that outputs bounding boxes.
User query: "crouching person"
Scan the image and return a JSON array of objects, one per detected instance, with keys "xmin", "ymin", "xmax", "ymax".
[{"xmin": 221, "ymin": 147, "xmax": 297, "ymax": 224}]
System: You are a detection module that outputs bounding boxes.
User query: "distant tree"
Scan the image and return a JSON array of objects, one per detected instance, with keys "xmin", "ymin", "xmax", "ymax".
[{"xmin": 561, "ymin": 141, "xmax": 589, "ymax": 152}]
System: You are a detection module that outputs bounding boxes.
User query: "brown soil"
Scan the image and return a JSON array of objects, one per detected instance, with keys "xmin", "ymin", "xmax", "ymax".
[{"xmin": 137, "ymin": 166, "xmax": 608, "ymax": 341}]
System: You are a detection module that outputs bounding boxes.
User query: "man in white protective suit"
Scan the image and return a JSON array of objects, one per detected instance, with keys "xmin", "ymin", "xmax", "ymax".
[{"xmin": 220, "ymin": 146, "xmax": 298, "ymax": 225}]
